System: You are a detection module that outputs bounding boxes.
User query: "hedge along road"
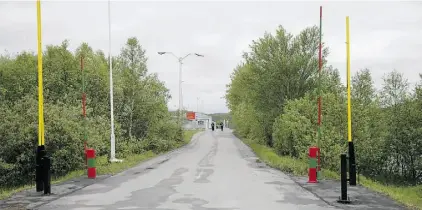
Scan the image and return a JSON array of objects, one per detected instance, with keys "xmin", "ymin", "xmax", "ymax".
[{"xmin": 39, "ymin": 129, "xmax": 338, "ymax": 210}]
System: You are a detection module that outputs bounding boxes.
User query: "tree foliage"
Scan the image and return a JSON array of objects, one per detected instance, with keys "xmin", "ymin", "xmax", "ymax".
[
  {"xmin": 0, "ymin": 38, "xmax": 181, "ymax": 187},
  {"xmin": 227, "ymin": 25, "xmax": 329, "ymax": 146},
  {"xmin": 226, "ymin": 25, "xmax": 422, "ymax": 185}
]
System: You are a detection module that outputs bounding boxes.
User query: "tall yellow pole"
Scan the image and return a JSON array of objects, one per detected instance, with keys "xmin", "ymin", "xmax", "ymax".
[
  {"xmin": 346, "ymin": 16, "xmax": 357, "ymax": 185},
  {"xmin": 37, "ymin": 0, "xmax": 44, "ymax": 146},
  {"xmin": 346, "ymin": 16, "xmax": 352, "ymax": 143}
]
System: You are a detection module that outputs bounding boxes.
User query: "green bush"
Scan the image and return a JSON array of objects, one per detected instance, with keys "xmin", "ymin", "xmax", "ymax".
[
  {"xmin": 226, "ymin": 24, "xmax": 422, "ymax": 186},
  {"xmin": 0, "ymin": 38, "xmax": 183, "ymax": 188}
]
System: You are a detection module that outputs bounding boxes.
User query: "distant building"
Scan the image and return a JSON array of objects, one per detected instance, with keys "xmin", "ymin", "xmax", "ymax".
[{"xmin": 183, "ymin": 112, "xmax": 212, "ymax": 130}]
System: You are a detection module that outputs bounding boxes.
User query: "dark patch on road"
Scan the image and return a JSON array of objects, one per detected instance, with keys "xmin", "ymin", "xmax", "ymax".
[
  {"xmin": 68, "ymin": 186, "xmax": 77, "ymax": 190},
  {"xmin": 159, "ymin": 158, "xmax": 169, "ymax": 164},
  {"xmin": 195, "ymin": 134, "xmax": 218, "ymax": 185},
  {"xmin": 265, "ymin": 180, "xmax": 300, "ymax": 188},
  {"xmin": 194, "ymin": 168, "xmax": 214, "ymax": 183},
  {"xmin": 266, "ymin": 181, "xmax": 288, "ymax": 185},
  {"xmin": 265, "ymin": 176, "xmax": 333, "ymax": 207},
  {"xmin": 275, "ymin": 185, "xmax": 327, "ymax": 207},
  {"xmin": 172, "ymin": 167, "xmax": 189, "ymax": 176},
  {"xmin": 173, "ymin": 196, "xmax": 237, "ymax": 210},
  {"xmin": 198, "ymin": 137, "xmax": 218, "ymax": 167},
  {"xmin": 108, "ymin": 167, "xmax": 189, "ymax": 209},
  {"xmin": 174, "ymin": 197, "xmax": 208, "ymax": 205},
  {"xmin": 276, "ymin": 196, "xmax": 319, "ymax": 206},
  {"xmin": 246, "ymin": 158, "xmax": 267, "ymax": 169}
]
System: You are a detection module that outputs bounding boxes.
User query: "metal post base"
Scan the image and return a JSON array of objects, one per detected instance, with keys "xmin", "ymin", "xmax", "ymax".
[
  {"xmin": 109, "ymin": 158, "xmax": 123, "ymax": 163},
  {"xmin": 42, "ymin": 156, "xmax": 51, "ymax": 195},
  {"xmin": 36, "ymin": 145, "xmax": 46, "ymax": 192},
  {"xmin": 337, "ymin": 197, "xmax": 351, "ymax": 204},
  {"xmin": 339, "ymin": 153, "xmax": 350, "ymax": 204},
  {"xmin": 348, "ymin": 141, "xmax": 357, "ymax": 186}
]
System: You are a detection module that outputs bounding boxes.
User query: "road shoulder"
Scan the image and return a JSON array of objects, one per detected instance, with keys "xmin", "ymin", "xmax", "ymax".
[
  {"xmin": 0, "ymin": 130, "xmax": 205, "ymax": 210},
  {"xmin": 231, "ymin": 131, "xmax": 408, "ymax": 210},
  {"xmin": 292, "ymin": 177, "xmax": 408, "ymax": 210}
]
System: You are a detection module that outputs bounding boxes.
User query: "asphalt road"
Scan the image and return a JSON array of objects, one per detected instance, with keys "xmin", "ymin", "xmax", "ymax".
[{"xmin": 38, "ymin": 129, "xmax": 338, "ymax": 210}]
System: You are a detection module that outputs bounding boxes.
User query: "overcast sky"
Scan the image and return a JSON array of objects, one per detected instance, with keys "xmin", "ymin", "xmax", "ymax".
[{"xmin": 1, "ymin": 1, "xmax": 421, "ymax": 114}]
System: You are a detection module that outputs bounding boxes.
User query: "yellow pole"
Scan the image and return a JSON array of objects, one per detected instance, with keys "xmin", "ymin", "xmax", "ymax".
[
  {"xmin": 37, "ymin": 0, "xmax": 45, "ymax": 146},
  {"xmin": 346, "ymin": 16, "xmax": 352, "ymax": 142}
]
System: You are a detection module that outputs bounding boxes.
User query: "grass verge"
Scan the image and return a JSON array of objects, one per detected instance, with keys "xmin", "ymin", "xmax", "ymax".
[
  {"xmin": 177, "ymin": 129, "xmax": 203, "ymax": 147},
  {"xmin": 243, "ymin": 139, "xmax": 422, "ymax": 210},
  {"xmin": 0, "ymin": 129, "xmax": 203, "ymax": 200}
]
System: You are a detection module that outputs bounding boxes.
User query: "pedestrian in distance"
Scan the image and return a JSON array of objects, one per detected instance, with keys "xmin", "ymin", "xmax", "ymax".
[
  {"xmin": 211, "ymin": 122, "xmax": 215, "ymax": 131},
  {"xmin": 220, "ymin": 122, "xmax": 223, "ymax": 131}
]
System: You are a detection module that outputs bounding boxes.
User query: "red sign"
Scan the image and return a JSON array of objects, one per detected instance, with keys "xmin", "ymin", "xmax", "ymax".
[{"xmin": 186, "ymin": 112, "xmax": 196, "ymax": 120}]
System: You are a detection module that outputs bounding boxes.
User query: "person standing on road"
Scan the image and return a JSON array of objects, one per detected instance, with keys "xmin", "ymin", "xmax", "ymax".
[
  {"xmin": 211, "ymin": 122, "xmax": 215, "ymax": 131},
  {"xmin": 220, "ymin": 122, "xmax": 224, "ymax": 131}
]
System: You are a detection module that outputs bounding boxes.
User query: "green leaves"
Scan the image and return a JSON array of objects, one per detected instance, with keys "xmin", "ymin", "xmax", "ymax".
[
  {"xmin": 227, "ymin": 25, "xmax": 328, "ymax": 146},
  {"xmin": 352, "ymin": 68, "xmax": 375, "ymax": 106},
  {"xmin": 381, "ymin": 70, "xmax": 410, "ymax": 107},
  {"xmin": 112, "ymin": 38, "xmax": 172, "ymax": 141},
  {"xmin": 0, "ymin": 38, "xmax": 181, "ymax": 187},
  {"xmin": 227, "ymin": 23, "xmax": 422, "ymax": 185}
]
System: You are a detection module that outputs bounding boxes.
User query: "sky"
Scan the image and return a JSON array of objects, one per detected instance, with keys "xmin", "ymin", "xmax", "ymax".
[{"xmin": 1, "ymin": 0, "xmax": 422, "ymax": 114}]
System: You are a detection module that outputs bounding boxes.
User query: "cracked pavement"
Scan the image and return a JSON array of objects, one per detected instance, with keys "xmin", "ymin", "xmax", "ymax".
[{"xmin": 37, "ymin": 129, "xmax": 338, "ymax": 210}]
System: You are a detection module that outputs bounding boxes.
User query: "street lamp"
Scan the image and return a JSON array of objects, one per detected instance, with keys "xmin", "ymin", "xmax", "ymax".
[
  {"xmin": 157, "ymin": 52, "xmax": 204, "ymax": 123},
  {"xmin": 108, "ymin": 0, "xmax": 121, "ymax": 163}
]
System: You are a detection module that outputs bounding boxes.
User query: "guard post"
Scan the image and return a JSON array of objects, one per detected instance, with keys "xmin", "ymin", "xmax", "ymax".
[
  {"xmin": 86, "ymin": 148, "xmax": 96, "ymax": 179},
  {"xmin": 308, "ymin": 146, "xmax": 319, "ymax": 183}
]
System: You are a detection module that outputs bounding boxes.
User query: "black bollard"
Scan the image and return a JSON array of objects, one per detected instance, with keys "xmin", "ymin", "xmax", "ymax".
[
  {"xmin": 42, "ymin": 156, "xmax": 51, "ymax": 194},
  {"xmin": 337, "ymin": 153, "xmax": 350, "ymax": 204},
  {"xmin": 36, "ymin": 145, "xmax": 46, "ymax": 192},
  {"xmin": 348, "ymin": 141, "xmax": 356, "ymax": 186}
]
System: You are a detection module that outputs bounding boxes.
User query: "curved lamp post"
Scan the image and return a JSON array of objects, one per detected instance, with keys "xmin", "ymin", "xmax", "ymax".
[{"xmin": 157, "ymin": 52, "xmax": 204, "ymax": 123}]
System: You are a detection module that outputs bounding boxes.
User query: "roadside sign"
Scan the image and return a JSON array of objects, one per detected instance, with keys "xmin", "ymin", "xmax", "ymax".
[{"xmin": 186, "ymin": 111, "xmax": 196, "ymax": 120}]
